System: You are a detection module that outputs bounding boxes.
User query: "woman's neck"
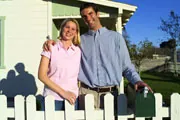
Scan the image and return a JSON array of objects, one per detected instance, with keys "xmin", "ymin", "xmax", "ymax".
[{"xmin": 61, "ymin": 39, "xmax": 73, "ymax": 50}]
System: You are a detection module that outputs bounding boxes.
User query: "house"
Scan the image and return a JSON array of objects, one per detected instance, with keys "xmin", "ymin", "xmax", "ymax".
[{"xmin": 0, "ymin": 0, "xmax": 137, "ymax": 96}]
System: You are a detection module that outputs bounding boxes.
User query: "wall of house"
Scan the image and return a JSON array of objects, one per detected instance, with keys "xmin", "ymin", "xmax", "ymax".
[{"xmin": 0, "ymin": 0, "xmax": 48, "ymax": 96}]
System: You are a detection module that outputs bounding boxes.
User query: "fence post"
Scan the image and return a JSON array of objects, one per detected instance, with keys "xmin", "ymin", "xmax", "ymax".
[
  {"xmin": 15, "ymin": 95, "xmax": 25, "ymax": 120},
  {"xmin": 171, "ymin": 93, "xmax": 180, "ymax": 120}
]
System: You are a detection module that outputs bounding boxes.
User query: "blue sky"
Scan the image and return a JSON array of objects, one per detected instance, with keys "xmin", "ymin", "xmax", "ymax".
[{"xmin": 113, "ymin": 0, "xmax": 180, "ymax": 47}]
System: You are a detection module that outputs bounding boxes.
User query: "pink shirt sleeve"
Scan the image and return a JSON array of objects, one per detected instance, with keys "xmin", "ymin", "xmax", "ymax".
[{"xmin": 41, "ymin": 50, "xmax": 51, "ymax": 59}]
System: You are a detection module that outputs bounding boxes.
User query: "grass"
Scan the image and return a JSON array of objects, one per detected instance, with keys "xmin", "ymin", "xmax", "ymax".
[{"xmin": 140, "ymin": 72, "xmax": 180, "ymax": 106}]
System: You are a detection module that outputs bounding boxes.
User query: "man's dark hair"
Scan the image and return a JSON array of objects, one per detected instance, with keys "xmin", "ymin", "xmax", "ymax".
[{"xmin": 80, "ymin": 3, "xmax": 99, "ymax": 14}]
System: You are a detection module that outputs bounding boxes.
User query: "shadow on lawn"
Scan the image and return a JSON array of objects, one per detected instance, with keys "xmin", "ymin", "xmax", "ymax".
[{"xmin": 141, "ymin": 72, "xmax": 180, "ymax": 84}]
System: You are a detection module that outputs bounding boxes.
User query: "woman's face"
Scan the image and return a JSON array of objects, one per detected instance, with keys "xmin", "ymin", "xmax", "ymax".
[{"xmin": 61, "ymin": 21, "xmax": 77, "ymax": 41}]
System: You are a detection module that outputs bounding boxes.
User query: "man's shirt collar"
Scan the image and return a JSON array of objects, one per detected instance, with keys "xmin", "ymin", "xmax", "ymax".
[
  {"xmin": 57, "ymin": 40, "xmax": 76, "ymax": 51},
  {"xmin": 87, "ymin": 27, "xmax": 107, "ymax": 35}
]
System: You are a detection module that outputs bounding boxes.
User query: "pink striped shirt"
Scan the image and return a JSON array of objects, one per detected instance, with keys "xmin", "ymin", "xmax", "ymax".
[{"xmin": 41, "ymin": 41, "xmax": 81, "ymax": 100}]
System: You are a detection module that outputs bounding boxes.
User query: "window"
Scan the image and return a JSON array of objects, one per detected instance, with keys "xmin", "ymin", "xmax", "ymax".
[{"xmin": 0, "ymin": 16, "xmax": 5, "ymax": 69}]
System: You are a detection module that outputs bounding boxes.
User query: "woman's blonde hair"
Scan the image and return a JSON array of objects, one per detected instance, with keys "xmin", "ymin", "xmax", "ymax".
[{"xmin": 59, "ymin": 18, "xmax": 81, "ymax": 46}]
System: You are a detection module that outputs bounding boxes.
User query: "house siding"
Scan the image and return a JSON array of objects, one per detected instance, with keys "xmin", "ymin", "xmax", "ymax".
[
  {"xmin": 0, "ymin": 0, "xmax": 49, "ymax": 94},
  {"xmin": 52, "ymin": 0, "xmax": 117, "ymax": 17},
  {"xmin": 52, "ymin": 0, "xmax": 80, "ymax": 16}
]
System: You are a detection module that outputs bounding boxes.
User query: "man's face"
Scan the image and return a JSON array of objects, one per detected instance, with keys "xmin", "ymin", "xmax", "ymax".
[{"xmin": 80, "ymin": 7, "xmax": 100, "ymax": 30}]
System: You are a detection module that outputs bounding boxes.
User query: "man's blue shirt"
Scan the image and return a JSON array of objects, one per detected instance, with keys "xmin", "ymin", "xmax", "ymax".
[{"xmin": 78, "ymin": 27, "xmax": 141, "ymax": 88}]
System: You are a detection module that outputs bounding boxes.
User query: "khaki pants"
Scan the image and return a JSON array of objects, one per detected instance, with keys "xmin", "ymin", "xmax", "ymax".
[{"xmin": 78, "ymin": 86, "xmax": 118, "ymax": 110}]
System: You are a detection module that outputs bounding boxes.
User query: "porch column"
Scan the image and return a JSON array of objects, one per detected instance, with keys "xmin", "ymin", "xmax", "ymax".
[
  {"xmin": 116, "ymin": 17, "xmax": 122, "ymax": 34},
  {"xmin": 116, "ymin": 8, "xmax": 123, "ymax": 34},
  {"xmin": 116, "ymin": 8, "xmax": 124, "ymax": 94}
]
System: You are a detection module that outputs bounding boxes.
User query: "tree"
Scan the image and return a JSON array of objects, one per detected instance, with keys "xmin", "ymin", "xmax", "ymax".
[
  {"xmin": 122, "ymin": 27, "xmax": 131, "ymax": 52},
  {"xmin": 130, "ymin": 39, "xmax": 153, "ymax": 74},
  {"xmin": 159, "ymin": 11, "xmax": 180, "ymax": 76}
]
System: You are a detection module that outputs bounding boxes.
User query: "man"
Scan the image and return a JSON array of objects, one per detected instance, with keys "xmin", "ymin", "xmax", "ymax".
[{"xmin": 44, "ymin": 3, "xmax": 152, "ymax": 110}]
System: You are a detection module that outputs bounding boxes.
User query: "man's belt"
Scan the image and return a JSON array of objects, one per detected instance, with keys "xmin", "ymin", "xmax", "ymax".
[{"xmin": 80, "ymin": 82, "xmax": 117, "ymax": 92}]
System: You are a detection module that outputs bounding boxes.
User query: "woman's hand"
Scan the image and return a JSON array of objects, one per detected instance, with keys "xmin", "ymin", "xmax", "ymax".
[{"xmin": 62, "ymin": 91, "xmax": 77, "ymax": 105}]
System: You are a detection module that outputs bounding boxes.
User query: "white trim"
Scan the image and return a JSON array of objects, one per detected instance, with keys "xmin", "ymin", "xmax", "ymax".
[
  {"xmin": 52, "ymin": 14, "xmax": 110, "ymax": 19},
  {"xmin": 77, "ymin": 0, "xmax": 137, "ymax": 11}
]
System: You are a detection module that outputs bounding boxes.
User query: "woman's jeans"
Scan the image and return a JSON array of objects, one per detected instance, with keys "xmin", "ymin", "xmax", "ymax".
[{"xmin": 40, "ymin": 97, "xmax": 79, "ymax": 110}]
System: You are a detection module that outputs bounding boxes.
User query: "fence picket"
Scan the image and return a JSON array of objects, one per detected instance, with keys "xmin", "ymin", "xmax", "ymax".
[
  {"xmin": 44, "ymin": 95, "xmax": 65, "ymax": 120},
  {"xmin": 152, "ymin": 93, "xmax": 163, "ymax": 120},
  {"xmin": 171, "ymin": 93, "xmax": 180, "ymax": 120},
  {"xmin": 26, "ymin": 95, "xmax": 44, "ymax": 120},
  {"xmin": 85, "ymin": 94, "xmax": 103, "ymax": 120},
  {"xmin": 15, "ymin": 95, "xmax": 25, "ymax": 120},
  {"xmin": 104, "ymin": 93, "xmax": 114, "ymax": 120},
  {"xmin": 0, "ymin": 95, "xmax": 8, "ymax": 120},
  {"xmin": 64, "ymin": 100, "xmax": 84, "ymax": 120},
  {"xmin": 45, "ymin": 96, "xmax": 55, "ymax": 120},
  {"xmin": 64, "ymin": 100, "xmax": 73, "ymax": 120},
  {"xmin": 0, "ymin": 93, "xmax": 179, "ymax": 120}
]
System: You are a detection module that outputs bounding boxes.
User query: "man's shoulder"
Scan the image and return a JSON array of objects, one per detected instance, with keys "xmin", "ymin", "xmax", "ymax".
[
  {"xmin": 80, "ymin": 32, "xmax": 89, "ymax": 37},
  {"xmin": 102, "ymin": 28, "xmax": 121, "ymax": 36},
  {"xmin": 109, "ymin": 29, "xmax": 121, "ymax": 35}
]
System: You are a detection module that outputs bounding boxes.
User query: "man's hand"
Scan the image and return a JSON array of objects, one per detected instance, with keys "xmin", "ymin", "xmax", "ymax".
[
  {"xmin": 135, "ymin": 81, "xmax": 153, "ymax": 93},
  {"xmin": 42, "ymin": 40, "xmax": 56, "ymax": 52}
]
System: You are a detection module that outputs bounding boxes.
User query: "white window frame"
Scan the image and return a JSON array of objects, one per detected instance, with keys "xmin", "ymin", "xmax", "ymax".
[{"xmin": 0, "ymin": 16, "xmax": 5, "ymax": 69}]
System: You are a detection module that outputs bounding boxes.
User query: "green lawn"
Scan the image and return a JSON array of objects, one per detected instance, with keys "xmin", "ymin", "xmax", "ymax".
[{"xmin": 140, "ymin": 72, "xmax": 180, "ymax": 106}]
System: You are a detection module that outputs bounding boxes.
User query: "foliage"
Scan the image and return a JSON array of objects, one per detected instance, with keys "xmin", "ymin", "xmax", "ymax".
[
  {"xmin": 130, "ymin": 39, "xmax": 153, "ymax": 73},
  {"xmin": 159, "ymin": 11, "xmax": 180, "ymax": 45},
  {"xmin": 122, "ymin": 27, "xmax": 131, "ymax": 52},
  {"xmin": 159, "ymin": 11, "xmax": 180, "ymax": 76},
  {"xmin": 160, "ymin": 39, "xmax": 176, "ymax": 49}
]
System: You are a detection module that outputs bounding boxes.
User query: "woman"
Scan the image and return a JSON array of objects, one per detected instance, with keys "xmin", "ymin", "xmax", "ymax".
[{"xmin": 38, "ymin": 18, "xmax": 81, "ymax": 110}]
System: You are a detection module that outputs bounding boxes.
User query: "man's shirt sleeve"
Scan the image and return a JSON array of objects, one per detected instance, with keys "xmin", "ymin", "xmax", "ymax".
[{"xmin": 118, "ymin": 34, "xmax": 142, "ymax": 84}]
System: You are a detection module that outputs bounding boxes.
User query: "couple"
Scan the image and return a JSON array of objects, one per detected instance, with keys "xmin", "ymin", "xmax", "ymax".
[{"xmin": 38, "ymin": 3, "xmax": 152, "ymax": 111}]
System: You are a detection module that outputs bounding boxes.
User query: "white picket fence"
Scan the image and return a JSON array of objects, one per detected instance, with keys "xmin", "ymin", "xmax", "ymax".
[{"xmin": 0, "ymin": 93, "xmax": 180, "ymax": 120}]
